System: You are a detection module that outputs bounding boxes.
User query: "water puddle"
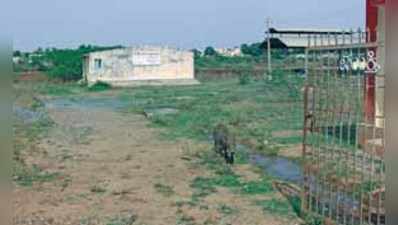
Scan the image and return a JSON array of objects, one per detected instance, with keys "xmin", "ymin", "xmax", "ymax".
[
  {"xmin": 237, "ymin": 145, "xmax": 303, "ymax": 184},
  {"xmin": 232, "ymin": 144, "xmax": 363, "ymax": 219},
  {"xmin": 13, "ymin": 106, "xmax": 46, "ymax": 124},
  {"xmin": 45, "ymin": 97, "xmax": 128, "ymax": 110}
]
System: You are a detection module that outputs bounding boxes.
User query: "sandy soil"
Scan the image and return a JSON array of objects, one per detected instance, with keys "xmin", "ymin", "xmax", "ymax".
[{"xmin": 13, "ymin": 93, "xmax": 300, "ymax": 225}]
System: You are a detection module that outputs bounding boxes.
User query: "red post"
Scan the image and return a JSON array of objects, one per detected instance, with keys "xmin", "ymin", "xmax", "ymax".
[{"xmin": 365, "ymin": 0, "xmax": 379, "ymax": 123}]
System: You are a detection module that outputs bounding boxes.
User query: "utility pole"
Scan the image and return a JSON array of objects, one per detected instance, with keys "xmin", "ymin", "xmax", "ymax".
[{"xmin": 266, "ymin": 17, "xmax": 273, "ymax": 78}]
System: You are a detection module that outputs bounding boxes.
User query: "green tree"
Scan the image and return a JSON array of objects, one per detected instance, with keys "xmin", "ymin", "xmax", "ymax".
[
  {"xmin": 204, "ymin": 46, "xmax": 217, "ymax": 56},
  {"xmin": 191, "ymin": 49, "xmax": 202, "ymax": 58},
  {"xmin": 29, "ymin": 45, "xmax": 123, "ymax": 81},
  {"xmin": 240, "ymin": 44, "xmax": 251, "ymax": 55},
  {"xmin": 240, "ymin": 43, "xmax": 264, "ymax": 57},
  {"xmin": 13, "ymin": 50, "xmax": 22, "ymax": 57}
]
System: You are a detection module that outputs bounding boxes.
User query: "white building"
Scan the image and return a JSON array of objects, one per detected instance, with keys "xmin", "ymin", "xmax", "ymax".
[{"xmin": 82, "ymin": 46, "xmax": 198, "ymax": 87}]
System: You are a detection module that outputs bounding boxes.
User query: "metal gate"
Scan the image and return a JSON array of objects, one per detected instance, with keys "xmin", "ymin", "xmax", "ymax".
[{"xmin": 302, "ymin": 30, "xmax": 385, "ymax": 225}]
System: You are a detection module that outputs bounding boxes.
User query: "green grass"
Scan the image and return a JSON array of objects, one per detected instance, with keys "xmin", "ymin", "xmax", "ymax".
[
  {"xmin": 35, "ymin": 82, "xmax": 84, "ymax": 96},
  {"xmin": 190, "ymin": 177, "xmax": 218, "ymax": 200},
  {"xmin": 121, "ymin": 75, "xmax": 304, "ymax": 156},
  {"xmin": 255, "ymin": 198, "xmax": 295, "ymax": 217},
  {"xmin": 13, "ymin": 164, "xmax": 60, "ymax": 187},
  {"xmin": 272, "ymin": 136, "xmax": 303, "ymax": 145},
  {"xmin": 34, "ymin": 80, "xmax": 112, "ymax": 97},
  {"xmin": 190, "ymin": 150, "xmax": 275, "ymax": 202},
  {"xmin": 195, "ymin": 55, "xmax": 265, "ymax": 70},
  {"xmin": 240, "ymin": 179, "xmax": 274, "ymax": 195}
]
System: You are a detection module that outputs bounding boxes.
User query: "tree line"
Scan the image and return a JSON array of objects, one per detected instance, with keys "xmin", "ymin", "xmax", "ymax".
[
  {"xmin": 13, "ymin": 43, "xmax": 264, "ymax": 81},
  {"xmin": 14, "ymin": 45, "xmax": 122, "ymax": 81}
]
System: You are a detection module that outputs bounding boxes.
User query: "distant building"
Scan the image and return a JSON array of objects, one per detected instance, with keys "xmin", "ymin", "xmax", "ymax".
[
  {"xmin": 13, "ymin": 56, "xmax": 22, "ymax": 64},
  {"xmin": 82, "ymin": 46, "xmax": 198, "ymax": 87},
  {"xmin": 215, "ymin": 47, "xmax": 242, "ymax": 57},
  {"xmin": 261, "ymin": 27, "xmax": 355, "ymax": 50}
]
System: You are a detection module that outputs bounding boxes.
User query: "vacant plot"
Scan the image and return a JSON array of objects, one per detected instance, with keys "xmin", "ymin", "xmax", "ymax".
[
  {"xmin": 119, "ymin": 74, "xmax": 304, "ymax": 158},
  {"xmin": 13, "ymin": 76, "xmax": 304, "ymax": 225}
]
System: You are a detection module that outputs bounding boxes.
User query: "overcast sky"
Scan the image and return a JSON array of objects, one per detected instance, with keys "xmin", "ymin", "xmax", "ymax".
[{"xmin": 5, "ymin": 0, "xmax": 365, "ymax": 51}]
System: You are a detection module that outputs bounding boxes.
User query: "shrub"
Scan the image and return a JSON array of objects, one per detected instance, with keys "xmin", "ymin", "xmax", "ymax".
[
  {"xmin": 238, "ymin": 73, "xmax": 251, "ymax": 85},
  {"xmin": 25, "ymin": 45, "xmax": 123, "ymax": 81},
  {"xmin": 154, "ymin": 183, "xmax": 175, "ymax": 197},
  {"xmin": 88, "ymin": 81, "xmax": 112, "ymax": 92}
]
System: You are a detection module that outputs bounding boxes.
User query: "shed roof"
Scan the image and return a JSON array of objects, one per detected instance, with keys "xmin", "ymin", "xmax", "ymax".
[
  {"xmin": 269, "ymin": 27, "xmax": 353, "ymax": 35},
  {"xmin": 264, "ymin": 27, "xmax": 357, "ymax": 48}
]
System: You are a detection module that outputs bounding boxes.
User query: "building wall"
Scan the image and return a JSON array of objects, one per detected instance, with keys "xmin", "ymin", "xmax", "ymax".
[{"xmin": 83, "ymin": 46, "xmax": 195, "ymax": 86}]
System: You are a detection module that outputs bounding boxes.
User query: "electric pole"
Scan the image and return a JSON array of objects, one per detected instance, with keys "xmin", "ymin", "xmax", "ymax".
[{"xmin": 266, "ymin": 17, "xmax": 273, "ymax": 77}]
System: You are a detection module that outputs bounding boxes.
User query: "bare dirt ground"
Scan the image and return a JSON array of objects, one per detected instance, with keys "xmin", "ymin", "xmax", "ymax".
[{"xmin": 13, "ymin": 87, "xmax": 301, "ymax": 225}]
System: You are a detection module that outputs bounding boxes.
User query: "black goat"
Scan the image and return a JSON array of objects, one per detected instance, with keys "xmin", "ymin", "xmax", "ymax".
[{"xmin": 213, "ymin": 124, "xmax": 235, "ymax": 165}]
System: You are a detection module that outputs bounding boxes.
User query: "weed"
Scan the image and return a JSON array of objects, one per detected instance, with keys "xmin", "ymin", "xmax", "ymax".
[
  {"xmin": 64, "ymin": 193, "xmax": 89, "ymax": 204},
  {"xmin": 36, "ymin": 82, "xmax": 83, "ymax": 96},
  {"xmin": 79, "ymin": 216, "xmax": 101, "ymax": 225},
  {"xmin": 191, "ymin": 177, "xmax": 218, "ymax": 196},
  {"xmin": 273, "ymin": 136, "xmax": 303, "ymax": 145},
  {"xmin": 175, "ymin": 199, "xmax": 198, "ymax": 208},
  {"xmin": 217, "ymin": 204, "xmax": 238, "ymax": 216},
  {"xmin": 30, "ymin": 97, "xmax": 45, "ymax": 110},
  {"xmin": 240, "ymin": 179, "xmax": 274, "ymax": 195},
  {"xmin": 234, "ymin": 150, "xmax": 249, "ymax": 164},
  {"xmin": 106, "ymin": 214, "xmax": 137, "ymax": 225},
  {"xmin": 255, "ymin": 198, "xmax": 295, "ymax": 217},
  {"xmin": 17, "ymin": 109, "xmax": 54, "ymax": 142},
  {"xmin": 176, "ymin": 213, "xmax": 196, "ymax": 225},
  {"xmin": 302, "ymin": 214, "xmax": 323, "ymax": 225},
  {"xmin": 90, "ymin": 185, "xmax": 107, "ymax": 194},
  {"xmin": 154, "ymin": 183, "xmax": 175, "ymax": 197},
  {"xmin": 13, "ymin": 164, "xmax": 60, "ymax": 187},
  {"xmin": 13, "ymin": 93, "xmax": 58, "ymax": 187},
  {"xmin": 196, "ymin": 150, "xmax": 224, "ymax": 171},
  {"xmin": 238, "ymin": 73, "xmax": 251, "ymax": 85},
  {"xmin": 213, "ymin": 174, "xmax": 241, "ymax": 188},
  {"xmin": 59, "ymin": 176, "xmax": 72, "ymax": 190},
  {"xmin": 257, "ymin": 143, "xmax": 281, "ymax": 156}
]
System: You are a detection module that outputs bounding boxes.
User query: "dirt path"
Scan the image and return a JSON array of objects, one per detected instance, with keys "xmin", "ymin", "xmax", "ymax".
[{"xmin": 14, "ymin": 95, "xmax": 299, "ymax": 225}]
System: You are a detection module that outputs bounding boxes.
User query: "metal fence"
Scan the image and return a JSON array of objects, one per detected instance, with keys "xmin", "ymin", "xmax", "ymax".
[{"xmin": 302, "ymin": 29, "xmax": 385, "ymax": 225}]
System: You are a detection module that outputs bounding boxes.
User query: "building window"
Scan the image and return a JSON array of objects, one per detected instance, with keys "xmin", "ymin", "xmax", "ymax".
[{"xmin": 94, "ymin": 58, "xmax": 103, "ymax": 70}]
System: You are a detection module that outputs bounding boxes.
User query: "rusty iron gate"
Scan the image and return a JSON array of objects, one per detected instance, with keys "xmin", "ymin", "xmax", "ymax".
[{"xmin": 302, "ymin": 30, "xmax": 385, "ymax": 225}]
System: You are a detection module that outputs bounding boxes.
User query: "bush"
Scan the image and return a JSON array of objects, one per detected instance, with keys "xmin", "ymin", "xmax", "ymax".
[
  {"xmin": 240, "ymin": 43, "xmax": 264, "ymax": 57},
  {"xmin": 238, "ymin": 73, "xmax": 251, "ymax": 85},
  {"xmin": 88, "ymin": 81, "xmax": 112, "ymax": 92},
  {"xmin": 25, "ymin": 45, "xmax": 123, "ymax": 81},
  {"xmin": 195, "ymin": 54, "xmax": 264, "ymax": 69}
]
